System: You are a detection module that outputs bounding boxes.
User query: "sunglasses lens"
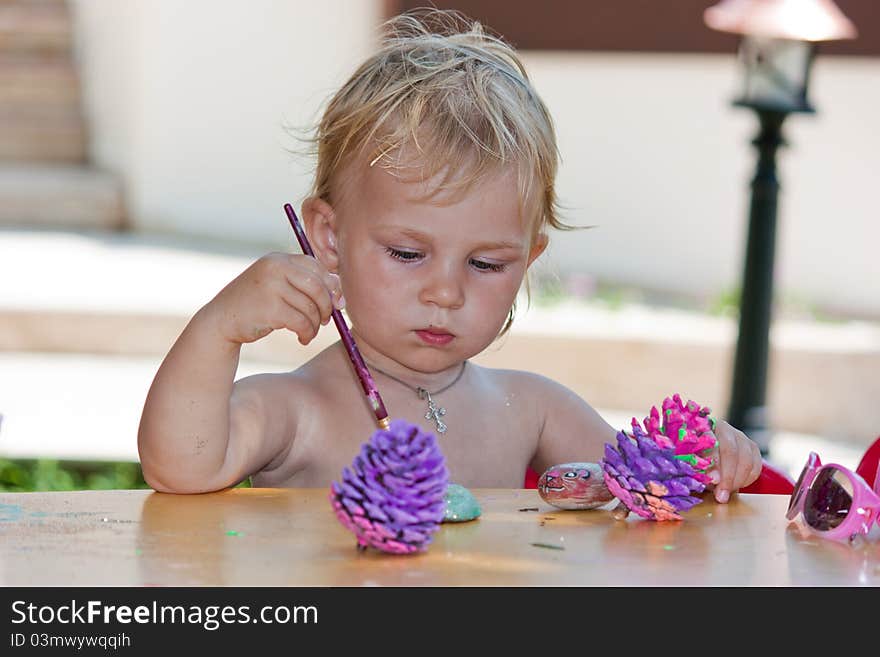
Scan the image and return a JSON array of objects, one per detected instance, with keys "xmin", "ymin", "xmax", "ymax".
[
  {"xmin": 787, "ymin": 462, "xmax": 811, "ymax": 514},
  {"xmin": 803, "ymin": 467, "xmax": 854, "ymax": 531}
]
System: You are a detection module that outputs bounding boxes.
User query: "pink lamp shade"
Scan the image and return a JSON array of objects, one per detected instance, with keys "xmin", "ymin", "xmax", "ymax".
[{"xmin": 704, "ymin": 0, "xmax": 857, "ymax": 42}]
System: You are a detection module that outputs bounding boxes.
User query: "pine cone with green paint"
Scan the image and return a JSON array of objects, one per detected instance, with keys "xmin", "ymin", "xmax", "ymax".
[{"xmin": 600, "ymin": 394, "xmax": 717, "ymax": 521}]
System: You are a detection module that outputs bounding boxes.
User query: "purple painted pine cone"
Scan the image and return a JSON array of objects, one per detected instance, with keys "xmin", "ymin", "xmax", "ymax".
[
  {"xmin": 600, "ymin": 423, "xmax": 707, "ymax": 521},
  {"xmin": 330, "ymin": 419, "xmax": 449, "ymax": 554}
]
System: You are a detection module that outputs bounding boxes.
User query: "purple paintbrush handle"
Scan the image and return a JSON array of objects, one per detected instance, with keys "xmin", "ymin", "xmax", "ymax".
[{"xmin": 283, "ymin": 203, "xmax": 390, "ymax": 428}]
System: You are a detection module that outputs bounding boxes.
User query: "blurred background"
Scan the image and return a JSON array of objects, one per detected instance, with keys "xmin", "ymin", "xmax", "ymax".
[{"xmin": 1, "ymin": 0, "xmax": 877, "ymax": 490}]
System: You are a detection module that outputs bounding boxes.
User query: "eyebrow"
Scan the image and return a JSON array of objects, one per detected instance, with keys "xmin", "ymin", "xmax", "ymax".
[{"xmin": 381, "ymin": 226, "xmax": 525, "ymax": 252}]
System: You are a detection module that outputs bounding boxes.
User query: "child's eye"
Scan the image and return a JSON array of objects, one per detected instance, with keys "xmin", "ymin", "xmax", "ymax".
[
  {"xmin": 385, "ymin": 247, "xmax": 423, "ymax": 262},
  {"xmin": 470, "ymin": 259, "xmax": 506, "ymax": 273}
]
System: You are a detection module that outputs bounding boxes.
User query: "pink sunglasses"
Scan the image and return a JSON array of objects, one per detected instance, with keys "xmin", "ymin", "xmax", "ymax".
[{"xmin": 786, "ymin": 452, "xmax": 880, "ymax": 543}]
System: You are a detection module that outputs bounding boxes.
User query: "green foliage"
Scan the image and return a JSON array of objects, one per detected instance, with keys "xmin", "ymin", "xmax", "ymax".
[
  {"xmin": 706, "ymin": 285, "xmax": 842, "ymax": 323},
  {"xmin": 707, "ymin": 286, "xmax": 741, "ymax": 318},
  {"xmin": 0, "ymin": 458, "xmax": 149, "ymax": 492},
  {"xmin": 776, "ymin": 290, "xmax": 825, "ymax": 322},
  {"xmin": 0, "ymin": 459, "xmax": 252, "ymax": 492},
  {"xmin": 531, "ymin": 273, "xmax": 651, "ymax": 312},
  {"xmin": 593, "ymin": 282, "xmax": 643, "ymax": 310}
]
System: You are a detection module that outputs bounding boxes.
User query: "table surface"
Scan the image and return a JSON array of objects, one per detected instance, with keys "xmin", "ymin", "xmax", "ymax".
[{"xmin": 1, "ymin": 488, "xmax": 878, "ymax": 586}]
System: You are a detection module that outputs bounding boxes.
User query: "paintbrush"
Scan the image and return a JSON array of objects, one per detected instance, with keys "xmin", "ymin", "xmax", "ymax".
[{"xmin": 283, "ymin": 203, "xmax": 391, "ymax": 429}]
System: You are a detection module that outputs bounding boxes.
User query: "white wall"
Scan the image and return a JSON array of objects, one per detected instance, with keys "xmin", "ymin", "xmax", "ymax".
[
  {"xmin": 525, "ymin": 52, "xmax": 880, "ymax": 318},
  {"xmin": 71, "ymin": 0, "xmax": 383, "ymax": 248},
  {"xmin": 70, "ymin": 1, "xmax": 880, "ymax": 316}
]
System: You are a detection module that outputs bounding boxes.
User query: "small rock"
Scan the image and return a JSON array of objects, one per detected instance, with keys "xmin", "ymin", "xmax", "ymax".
[
  {"xmin": 537, "ymin": 462, "xmax": 615, "ymax": 510},
  {"xmin": 442, "ymin": 483, "xmax": 481, "ymax": 522}
]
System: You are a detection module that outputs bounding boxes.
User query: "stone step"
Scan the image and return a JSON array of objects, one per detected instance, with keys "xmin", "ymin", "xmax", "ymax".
[
  {"xmin": 0, "ymin": 165, "xmax": 123, "ymax": 228},
  {"xmin": 0, "ymin": 59, "xmax": 80, "ymax": 107},
  {"xmin": 0, "ymin": 1, "xmax": 71, "ymax": 59},
  {"xmin": 0, "ymin": 1, "xmax": 66, "ymax": 5},
  {"xmin": 0, "ymin": 109, "xmax": 86, "ymax": 161}
]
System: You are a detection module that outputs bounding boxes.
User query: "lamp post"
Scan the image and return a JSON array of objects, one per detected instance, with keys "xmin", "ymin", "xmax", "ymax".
[{"xmin": 703, "ymin": 0, "xmax": 856, "ymax": 455}]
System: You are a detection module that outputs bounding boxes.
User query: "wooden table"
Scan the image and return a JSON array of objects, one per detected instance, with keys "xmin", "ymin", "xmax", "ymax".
[{"xmin": 1, "ymin": 488, "xmax": 878, "ymax": 586}]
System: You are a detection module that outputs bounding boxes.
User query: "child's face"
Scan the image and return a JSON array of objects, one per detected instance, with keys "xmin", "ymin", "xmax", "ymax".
[{"xmin": 332, "ymin": 162, "xmax": 544, "ymax": 373}]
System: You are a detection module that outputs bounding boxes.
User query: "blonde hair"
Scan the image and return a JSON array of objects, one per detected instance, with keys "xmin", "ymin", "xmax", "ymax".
[
  {"xmin": 307, "ymin": 8, "xmax": 570, "ymax": 334},
  {"xmin": 310, "ymin": 8, "xmax": 567, "ymax": 237}
]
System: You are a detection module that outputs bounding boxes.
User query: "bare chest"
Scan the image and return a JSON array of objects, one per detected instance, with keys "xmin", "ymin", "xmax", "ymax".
[{"xmin": 254, "ymin": 382, "xmax": 539, "ymax": 489}]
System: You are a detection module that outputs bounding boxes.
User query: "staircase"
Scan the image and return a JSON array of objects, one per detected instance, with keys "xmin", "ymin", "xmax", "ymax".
[{"xmin": 0, "ymin": 0, "xmax": 123, "ymax": 229}]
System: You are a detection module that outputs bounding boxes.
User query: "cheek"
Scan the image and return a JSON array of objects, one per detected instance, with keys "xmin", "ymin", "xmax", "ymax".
[
  {"xmin": 339, "ymin": 247, "xmax": 387, "ymax": 291},
  {"xmin": 471, "ymin": 267, "xmax": 526, "ymax": 305},
  {"xmin": 464, "ymin": 275, "xmax": 522, "ymax": 335},
  {"xmin": 471, "ymin": 285, "xmax": 516, "ymax": 318},
  {"xmin": 460, "ymin": 266, "xmax": 527, "ymax": 326},
  {"xmin": 339, "ymin": 256, "xmax": 408, "ymax": 317}
]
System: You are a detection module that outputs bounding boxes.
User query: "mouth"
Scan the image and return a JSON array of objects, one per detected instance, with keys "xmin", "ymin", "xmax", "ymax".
[{"xmin": 415, "ymin": 328, "xmax": 455, "ymax": 346}]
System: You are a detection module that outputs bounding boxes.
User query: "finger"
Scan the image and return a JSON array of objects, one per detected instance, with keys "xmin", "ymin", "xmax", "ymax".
[
  {"xmin": 291, "ymin": 254, "xmax": 344, "ymax": 307},
  {"xmin": 285, "ymin": 266, "xmax": 335, "ymax": 323},
  {"xmin": 275, "ymin": 298, "xmax": 320, "ymax": 345},
  {"xmin": 328, "ymin": 273, "xmax": 345, "ymax": 310},
  {"xmin": 279, "ymin": 284, "xmax": 323, "ymax": 330},
  {"xmin": 745, "ymin": 440, "xmax": 763, "ymax": 488},
  {"xmin": 714, "ymin": 424, "xmax": 737, "ymax": 502},
  {"xmin": 732, "ymin": 435, "xmax": 754, "ymax": 492},
  {"xmin": 287, "ymin": 254, "xmax": 343, "ymax": 304},
  {"xmin": 705, "ymin": 447, "xmax": 721, "ymax": 486}
]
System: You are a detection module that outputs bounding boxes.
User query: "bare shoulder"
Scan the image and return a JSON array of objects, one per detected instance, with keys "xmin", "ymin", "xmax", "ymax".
[
  {"xmin": 473, "ymin": 364, "xmax": 588, "ymax": 408},
  {"xmin": 231, "ymin": 348, "xmax": 339, "ymax": 430},
  {"xmin": 475, "ymin": 364, "xmax": 616, "ymax": 471},
  {"xmin": 232, "ymin": 366, "xmax": 317, "ymax": 411},
  {"xmin": 227, "ymin": 347, "xmax": 343, "ymax": 477}
]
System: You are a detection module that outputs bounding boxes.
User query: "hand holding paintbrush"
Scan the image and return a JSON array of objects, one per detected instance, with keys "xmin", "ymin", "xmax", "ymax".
[{"xmin": 283, "ymin": 203, "xmax": 391, "ymax": 430}]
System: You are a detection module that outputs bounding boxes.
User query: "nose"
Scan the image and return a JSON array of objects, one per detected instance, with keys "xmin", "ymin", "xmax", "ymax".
[{"xmin": 418, "ymin": 259, "xmax": 465, "ymax": 310}]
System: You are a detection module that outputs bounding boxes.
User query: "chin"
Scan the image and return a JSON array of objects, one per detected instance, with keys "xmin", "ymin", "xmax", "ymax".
[
  {"xmin": 394, "ymin": 349, "xmax": 461, "ymax": 373},
  {"xmin": 389, "ymin": 342, "xmax": 470, "ymax": 372},
  {"xmin": 415, "ymin": 339, "xmax": 493, "ymax": 371},
  {"xmin": 355, "ymin": 316, "xmax": 500, "ymax": 368}
]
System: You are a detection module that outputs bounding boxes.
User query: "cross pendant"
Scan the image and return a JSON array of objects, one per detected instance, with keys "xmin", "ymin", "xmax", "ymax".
[{"xmin": 418, "ymin": 388, "xmax": 447, "ymax": 434}]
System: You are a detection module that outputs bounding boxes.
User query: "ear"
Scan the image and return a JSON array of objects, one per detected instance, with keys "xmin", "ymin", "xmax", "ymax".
[
  {"xmin": 526, "ymin": 233, "xmax": 548, "ymax": 268},
  {"xmin": 301, "ymin": 196, "xmax": 339, "ymax": 272}
]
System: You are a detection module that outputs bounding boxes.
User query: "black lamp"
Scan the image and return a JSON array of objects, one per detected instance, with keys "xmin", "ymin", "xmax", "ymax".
[{"xmin": 703, "ymin": 0, "xmax": 856, "ymax": 454}]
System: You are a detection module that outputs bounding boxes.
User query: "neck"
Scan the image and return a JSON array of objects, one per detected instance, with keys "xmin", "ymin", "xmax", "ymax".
[{"xmin": 347, "ymin": 332, "xmax": 465, "ymax": 392}]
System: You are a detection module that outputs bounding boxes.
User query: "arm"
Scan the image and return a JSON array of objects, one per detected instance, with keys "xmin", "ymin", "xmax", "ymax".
[
  {"xmin": 528, "ymin": 374, "xmax": 618, "ymax": 475},
  {"xmin": 137, "ymin": 253, "xmax": 342, "ymax": 493},
  {"xmin": 531, "ymin": 376, "xmax": 763, "ymax": 502}
]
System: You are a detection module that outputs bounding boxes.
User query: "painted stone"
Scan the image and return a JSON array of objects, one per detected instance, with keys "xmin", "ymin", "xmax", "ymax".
[
  {"xmin": 442, "ymin": 483, "xmax": 481, "ymax": 522},
  {"xmin": 537, "ymin": 462, "xmax": 615, "ymax": 510}
]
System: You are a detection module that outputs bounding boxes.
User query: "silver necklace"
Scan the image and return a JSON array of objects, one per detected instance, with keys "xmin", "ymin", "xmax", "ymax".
[{"xmin": 364, "ymin": 361, "xmax": 467, "ymax": 434}]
